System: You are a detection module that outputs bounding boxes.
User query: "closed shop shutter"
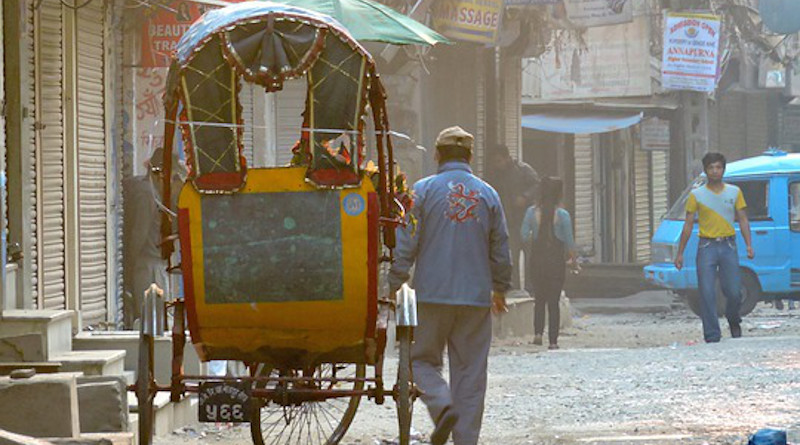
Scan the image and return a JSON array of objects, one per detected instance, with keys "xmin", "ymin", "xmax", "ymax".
[
  {"xmin": 650, "ymin": 150, "xmax": 669, "ymax": 231},
  {"xmin": 240, "ymin": 83, "xmax": 255, "ymax": 166},
  {"xmin": 503, "ymin": 56, "xmax": 521, "ymax": 160},
  {"xmin": 475, "ymin": 51, "xmax": 485, "ymax": 176},
  {"xmin": 573, "ymin": 135, "xmax": 593, "ymax": 254},
  {"xmin": 35, "ymin": 2, "xmax": 66, "ymax": 310},
  {"xmin": 275, "ymin": 79, "xmax": 306, "ymax": 166},
  {"xmin": 76, "ymin": 1, "xmax": 108, "ymax": 325},
  {"xmin": 633, "ymin": 146, "xmax": 651, "ymax": 262},
  {"xmin": 27, "ymin": 3, "xmax": 39, "ymax": 303}
]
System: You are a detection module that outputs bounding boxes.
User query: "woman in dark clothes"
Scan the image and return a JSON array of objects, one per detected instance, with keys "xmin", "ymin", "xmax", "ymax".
[{"xmin": 521, "ymin": 177, "xmax": 579, "ymax": 349}]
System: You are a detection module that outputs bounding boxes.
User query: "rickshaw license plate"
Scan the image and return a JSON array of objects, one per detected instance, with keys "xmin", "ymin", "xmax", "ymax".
[{"xmin": 198, "ymin": 381, "xmax": 252, "ymax": 423}]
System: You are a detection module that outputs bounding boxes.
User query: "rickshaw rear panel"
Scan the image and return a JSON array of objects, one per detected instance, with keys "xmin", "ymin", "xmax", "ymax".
[{"xmin": 178, "ymin": 167, "xmax": 378, "ymax": 365}]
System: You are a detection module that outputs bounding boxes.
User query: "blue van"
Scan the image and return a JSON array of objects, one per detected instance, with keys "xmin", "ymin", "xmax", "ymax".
[{"xmin": 644, "ymin": 150, "xmax": 800, "ymax": 316}]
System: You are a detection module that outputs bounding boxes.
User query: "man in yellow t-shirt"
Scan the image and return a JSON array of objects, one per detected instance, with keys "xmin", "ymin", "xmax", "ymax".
[{"xmin": 675, "ymin": 152, "xmax": 754, "ymax": 343}]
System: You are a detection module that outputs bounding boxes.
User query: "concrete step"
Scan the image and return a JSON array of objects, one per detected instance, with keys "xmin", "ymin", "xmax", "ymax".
[
  {"xmin": 0, "ymin": 310, "xmax": 75, "ymax": 361},
  {"xmin": 51, "ymin": 350, "xmax": 126, "ymax": 377},
  {"xmin": 127, "ymin": 392, "xmax": 198, "ymax": 437},
  {"xmin": 122, "ymin": 370, "xmax": 135, "ymax": 386},
  {"xmin": 73, "ymin": 331, "xmax": 204, "ymax": 385}
]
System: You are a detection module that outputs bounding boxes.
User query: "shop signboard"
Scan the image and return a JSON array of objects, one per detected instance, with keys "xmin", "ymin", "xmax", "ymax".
[
  {"xmin": 640, "ymin": 117, "xmax": 670, "ymax": 151},
  {"xmin": 538, "ymin": 17, "xmax": 651, "ymax": 99},
  {"xmin": 431, "ymin": 0, "xmax": 503, "ymax": 44},
  {"xmin": 141, "ymin": 1, "xmax": 211, "ymax": 68},
  {"xmin": 661, "ymin": 12, "xmax": 721, "ymax": 93},
  {"xmin": 563, "ymin": 0, "xmax": 633, "ymax": 28}
]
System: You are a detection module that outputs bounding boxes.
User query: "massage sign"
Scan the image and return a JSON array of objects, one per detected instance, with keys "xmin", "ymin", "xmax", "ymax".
[
  {"xmin": 661, "ymin": 12, "xmax": 722, "ymax": 93},
  {"xmin": 432, "ymin": 0, "xmax": 502, "ymax": 44}
]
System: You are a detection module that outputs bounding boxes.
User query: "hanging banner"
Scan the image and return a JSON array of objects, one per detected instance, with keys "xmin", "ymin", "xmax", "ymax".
[
  {"xmin": 661, "ymin": 12, "xmax": 721, "ymax": 93},
  {"xmin": 562, "ymin": 0, "xmax": 633, "ymax": 28},
  {"xmin": 431, "ymin": 0, "xmax": 503, "ymax": 44}
]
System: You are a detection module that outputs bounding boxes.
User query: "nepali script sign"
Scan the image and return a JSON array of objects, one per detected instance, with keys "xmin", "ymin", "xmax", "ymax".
[
  {"xmin": 661, "ymin": 12, "xmax": 721, "ymax": 93},
  {"xmin": 431, "ymin": 0, "xmax": 503, "ymax": 44}
]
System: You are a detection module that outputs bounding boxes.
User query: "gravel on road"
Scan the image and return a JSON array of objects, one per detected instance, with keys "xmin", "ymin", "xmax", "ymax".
[{"xmin": 157, "ymin": 303, "xmax": 800, "ymax": 445}]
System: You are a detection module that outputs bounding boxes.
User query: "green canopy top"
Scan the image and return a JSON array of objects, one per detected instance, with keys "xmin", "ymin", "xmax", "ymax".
[{"xmin": 267, "ymin": 0, "xmax": 450, "ymax": 45}]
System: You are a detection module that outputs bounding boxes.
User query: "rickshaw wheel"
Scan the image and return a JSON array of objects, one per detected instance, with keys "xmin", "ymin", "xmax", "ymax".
[
  {"xmin": 250, "ymin": 363, "xmax": 365, "ymax": 445},
  {"xmin": 396, "ymin": 326, "xmax": 414, "ymax": 445},
  {"xmin": 136, "ymin": 332, "xmax": 155, "ymax": 445}
]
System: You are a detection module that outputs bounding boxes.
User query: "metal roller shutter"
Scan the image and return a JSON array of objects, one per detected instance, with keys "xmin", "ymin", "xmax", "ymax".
[
  {"xmin": 475, "ymin": 51, "xmax": 485, "ymax": 176},
  {"xmin": 275, "ymin": 79, "xmax": 306, "ymax": 166},
  {"xmin": 633, "ymin": 146, "xmax": 651, "ymax": 263},
  {"xmin": 650, "ymin": 150, "xmax": 669, "ymax": 231},
  {"xmin": 27, "ymin": 2, "xmax": 39, "ymax": 304},
  {"xmin": 573, "ymin": 135, "xmax": 594, "ymax": 254},
  {"xmin": 503, "ymin": 56, "xmax": 521, "ymax": 160},
  {"xmin": 76, "ymin": 1, "xmax": 107, "ymax": 325},
  {"xmin": 35, "ymin": 1, "xmax": 66, "ymax": 310}
]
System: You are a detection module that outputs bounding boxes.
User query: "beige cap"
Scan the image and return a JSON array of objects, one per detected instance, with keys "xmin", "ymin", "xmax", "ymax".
[{"xmin": 435, "ymin": 126, "xmax": 473, "ymax": 150}]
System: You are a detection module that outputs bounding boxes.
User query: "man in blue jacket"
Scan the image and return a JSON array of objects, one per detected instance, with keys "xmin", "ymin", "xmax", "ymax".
[{"xmin": 389, "ymin": 126, "xmax": 512, "ymax": 445}]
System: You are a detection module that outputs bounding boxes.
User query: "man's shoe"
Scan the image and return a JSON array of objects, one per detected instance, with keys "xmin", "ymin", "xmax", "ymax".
[
  {"xmin": 548, "ymin": 343, "xmax": 559, "ymax": 350},
  {"xmin": 431, "ymin": 407, "xmax": 458, "ymax": 445},
  {"xmin": 533, "ymin": 334, "xmax": 543, "ymax": 345},
  {"xmin": 730, "ymin": 323, "xmax": 742, "ymax": 338},
  {"xmin": 705, "ymin": 338, "xmax": 720, "ymax": 343}
]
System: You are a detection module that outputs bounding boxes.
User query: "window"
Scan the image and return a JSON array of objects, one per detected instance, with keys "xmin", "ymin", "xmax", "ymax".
[
  {"xmin": 730, "ymin": 180, "xmax": 770, "ymax": 221},
  {"xmin": 791, "ymin": 182, "xmax": 800, "ymax": 232},
  {"xmin": 665, "ymin": 178, "xmax": 770, "ymax": 221}
]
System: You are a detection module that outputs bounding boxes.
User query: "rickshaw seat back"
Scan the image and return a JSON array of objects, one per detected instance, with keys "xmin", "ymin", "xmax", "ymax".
[{"xmin": 177, "ymin": 167, "xmax": 379, "ymax": 365}]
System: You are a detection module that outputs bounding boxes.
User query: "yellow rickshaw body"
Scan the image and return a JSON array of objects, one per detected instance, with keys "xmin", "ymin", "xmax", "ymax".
[{"xmin": 177, "ymin": 167, "xmax": 378, "ymax": 366}]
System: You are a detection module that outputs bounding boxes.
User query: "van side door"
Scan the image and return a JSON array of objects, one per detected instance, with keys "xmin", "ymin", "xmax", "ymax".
[
  {"xmin": 789, "ymin": 178, "xmax": 800, "ymax": 290},
  {"xmin": 728, "ymin": 178, "xmax": 779, "ymax": 292}
]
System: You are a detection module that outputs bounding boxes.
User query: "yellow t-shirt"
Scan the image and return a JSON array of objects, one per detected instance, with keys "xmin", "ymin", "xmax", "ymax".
[{"xmin": 685, "ymin": 184, "xmax": 746, "ymax": 238}]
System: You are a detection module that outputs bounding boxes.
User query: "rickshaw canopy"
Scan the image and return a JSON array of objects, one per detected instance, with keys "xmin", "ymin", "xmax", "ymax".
[{"xmin": 164, "ymin": 1, "xmax": 394, "ymax": 191}]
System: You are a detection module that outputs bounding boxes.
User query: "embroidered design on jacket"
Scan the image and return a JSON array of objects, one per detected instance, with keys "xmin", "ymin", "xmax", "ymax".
[{"xmin": 446, "ymin": 182, "xmax": 480, "ymax": 223}]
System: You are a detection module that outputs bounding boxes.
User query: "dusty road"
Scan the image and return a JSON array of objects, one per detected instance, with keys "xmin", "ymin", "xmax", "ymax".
[{"xmin": 157, "ymin": 302, "xmax": 800, "ymax": 444}]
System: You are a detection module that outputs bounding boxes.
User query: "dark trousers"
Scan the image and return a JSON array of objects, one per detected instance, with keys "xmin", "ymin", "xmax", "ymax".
[{"xmin": 533, "ymin": 281, "xmax": 561, "ymax": 345}]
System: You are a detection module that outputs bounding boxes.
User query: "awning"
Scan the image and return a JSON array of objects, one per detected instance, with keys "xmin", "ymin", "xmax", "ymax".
[{"xmin": 521, "ymin": 111, "xmax": 644, "ymax": 134}]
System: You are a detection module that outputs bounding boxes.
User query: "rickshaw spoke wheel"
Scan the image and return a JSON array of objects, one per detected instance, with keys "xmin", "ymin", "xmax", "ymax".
[
  {"xmin": 396, "ymin": 326, "xmax": 414, "ymax": 445},
  {"xmin": 250, "ymin": 363, "xmax": 365, "ymax": 445}
]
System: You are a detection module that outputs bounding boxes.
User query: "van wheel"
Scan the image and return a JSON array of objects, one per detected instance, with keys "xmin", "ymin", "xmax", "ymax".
[{"xmin": 685, "ymin": 271, "xmax": 760, "ymax": 317}]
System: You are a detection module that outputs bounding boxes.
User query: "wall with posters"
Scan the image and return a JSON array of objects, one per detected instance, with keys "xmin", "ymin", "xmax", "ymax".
[{"xmin": 534, "ymin": 17, "xmax": 651, "ymax": 100}]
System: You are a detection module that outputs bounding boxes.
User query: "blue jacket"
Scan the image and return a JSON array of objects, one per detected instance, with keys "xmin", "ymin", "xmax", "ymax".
[{"xmin": 388, "ymin": 161, "xmax": 513, "ymax": 307}]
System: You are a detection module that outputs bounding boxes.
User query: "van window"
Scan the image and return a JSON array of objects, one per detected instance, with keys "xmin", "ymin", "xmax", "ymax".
[
  {"xmin": 791, "ymin": 182, "xmax": 800, "ymax": 231},
  {"xmin": 729, "ymin": 180, "xmax": 770, "ymax": 220},
  {"xmin": 664, "ymin": 178, "xmax": 706, "ymax": 220},
  {"xmin": 665, "ymin": 178, "xmax": 769, "ymax": 221}
]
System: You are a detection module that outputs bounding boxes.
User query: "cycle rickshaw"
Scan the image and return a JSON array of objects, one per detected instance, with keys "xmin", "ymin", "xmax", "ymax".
[{"xmin": 134, "ymin": 2, "xmax": 418, "ymax": 444}]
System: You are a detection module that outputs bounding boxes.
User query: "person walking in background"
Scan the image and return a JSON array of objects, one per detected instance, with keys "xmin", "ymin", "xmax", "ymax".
[
  {"xmin": 486, "ymin": 144, "xmax": 539, "ymax": 290},
  {"xmin": 389, "ymin": 126, "xmax": 512, "ymax": 445},
  {"xmin": 521, "ymin": 177, "xmax": 578, "ymax": 350},
  {"xmin": 675, "ymin": 152, "xmax": 755, "ymax": 343}
]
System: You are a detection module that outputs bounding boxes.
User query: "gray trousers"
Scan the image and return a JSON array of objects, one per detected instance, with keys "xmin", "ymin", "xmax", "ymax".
[{"xmin": 412, "ymin": 303, "xmax": 492, "ymax": 445}]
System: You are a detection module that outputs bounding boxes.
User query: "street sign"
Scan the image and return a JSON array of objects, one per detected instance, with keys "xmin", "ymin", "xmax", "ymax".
[{"xmin": 640, "ymin": 118, "xmax": 671, "ymax": 151}]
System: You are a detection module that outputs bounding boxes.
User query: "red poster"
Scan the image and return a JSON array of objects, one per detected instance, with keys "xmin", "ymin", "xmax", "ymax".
[{"xmin": 141, "ymin": 1, "xmax": 247, "ymax": 67}]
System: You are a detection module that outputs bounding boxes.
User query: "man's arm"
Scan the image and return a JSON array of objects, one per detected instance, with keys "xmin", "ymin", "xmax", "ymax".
[
  {"xmin": 388, "ymin": 186, "xmax": 423, "ymax": 294},
  {"xmin": 674, "ymin": 212, "xmax": 695, "ymax": 270},
  {"xmin": 490, "ymin": 199, "xmax": 513, "ymax": 313},
  {"xmin": 736, "ymin": 209, "xmax": 755, "ymax": 259}
]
